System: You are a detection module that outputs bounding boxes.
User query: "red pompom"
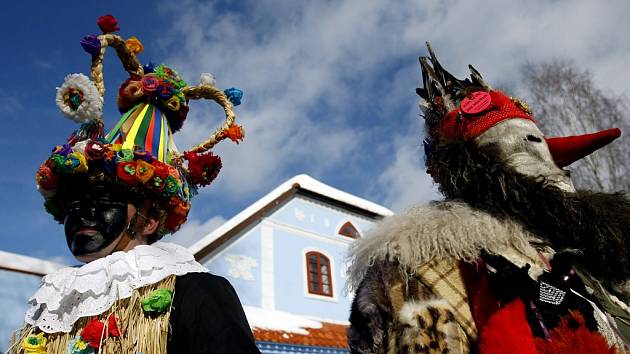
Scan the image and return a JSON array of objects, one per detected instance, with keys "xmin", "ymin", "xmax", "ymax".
[
  {"xmin": 107, "ymin": 315, "xmax": 120, "ymax": 338},
  {"xmin": 184, "ymin": 151, "xmax": 222, "ymax": 187},
  {"xmin": 478, "ymin": 299, "xmax": 538, "ymax": 354},
  {"xmin": 81, "ymin": 318, "xmax": 106, "ymax": 349},
  {"xmin": 97, "ymin": 14, "xmax": 120, "ymax": 33},
  {"xmin": 534, "ymin": 311, "xmax": 616, "ymax": 354}
]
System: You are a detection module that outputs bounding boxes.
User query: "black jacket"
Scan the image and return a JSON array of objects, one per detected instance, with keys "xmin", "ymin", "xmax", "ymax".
[{"xmin": 168, "ymin": 272, "xmax": 261, "ymax": 354}]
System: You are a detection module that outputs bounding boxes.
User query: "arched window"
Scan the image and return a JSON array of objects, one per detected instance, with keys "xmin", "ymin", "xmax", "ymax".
[
  {"xmin": 306, "ymin": 251, "xmax": 333, "ymax": 297},
  {"xmin": 338, "ymin": 221, "xmax": 360, "ymax": 238}
]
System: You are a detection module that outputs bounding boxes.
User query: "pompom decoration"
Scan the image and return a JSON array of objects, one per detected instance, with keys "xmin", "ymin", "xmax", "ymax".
[
  {"xmin": 96, "ymin": 14, "xmax": 119, "ymax": 33},
  {"xmin": 223, "ymin": 123, "xmax": 245, "ymax": 144},
  {"xmin": 80, "ymin": 35, "xmax": 101, "ymax": 57},
  {"xmin": 184, "ymin": 151, "xmax": 222, "ymax": 187},
  {"xmin": 56, "ymin": 74, "xmax": 103, "ymax": 123},
  {"xmin": 224, "ymin": 87, "xmax": 243, "ymax": 106},
  {"xmin": 199, "ymin": 73, "xmax": 216, "ymax": 87},
  {"xmin": 125, "ymin": 36, "xmax": 143, "ymax": 54}
]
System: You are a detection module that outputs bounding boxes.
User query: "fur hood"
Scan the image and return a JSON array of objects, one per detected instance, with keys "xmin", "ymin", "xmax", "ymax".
[{"xmin": 348, "ymin": 201, "xmax": 542, "ymax": 290}]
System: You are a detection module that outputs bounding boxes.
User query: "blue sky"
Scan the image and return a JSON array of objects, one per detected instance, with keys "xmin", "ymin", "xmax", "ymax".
[{"xmin": 2, "ymin": 0, "xmax": 629, "ymax": 264}]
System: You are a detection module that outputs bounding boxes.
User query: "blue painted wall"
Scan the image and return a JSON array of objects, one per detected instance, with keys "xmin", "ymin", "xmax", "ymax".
[
  {"xmin": 204, "ymin": 194, "xmax": 380, "ymax": 323},
  {"xmin": 203, "ymin": 224, "xmax": 263, "ymax": 307}
]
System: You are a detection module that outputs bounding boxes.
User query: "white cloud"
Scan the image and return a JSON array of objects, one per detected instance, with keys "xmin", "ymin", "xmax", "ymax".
[
  {"xmin": 169, "ymin": 215, "xmax": 227, "ymax": 247},
  {"xmin": 157, "ymin": 0, "xmax": 630, "ymax": 212}
]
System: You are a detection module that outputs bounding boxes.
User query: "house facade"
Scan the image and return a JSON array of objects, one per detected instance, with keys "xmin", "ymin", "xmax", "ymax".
[
  {"xmin": 0, "ymin": 174, "xmax": 393, "ymax": 353},
  {"xmin": 191, "ymin": 174, "xmax": 393, "ymax": 353}
]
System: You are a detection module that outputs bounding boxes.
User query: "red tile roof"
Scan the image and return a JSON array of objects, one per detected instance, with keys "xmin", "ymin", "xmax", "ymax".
[{"xmin": 253, "ymin": 322, "xmax": 348, "ymax": 348}]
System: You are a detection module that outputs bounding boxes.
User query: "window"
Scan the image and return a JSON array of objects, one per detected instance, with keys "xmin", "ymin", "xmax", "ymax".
[
  {"xmin": 338, "ymin": 221, "xmax": 360, "ymax": 238},
  {"xmin": 306, "ymin": 251, "xmax": 333, "ymax": 297}
]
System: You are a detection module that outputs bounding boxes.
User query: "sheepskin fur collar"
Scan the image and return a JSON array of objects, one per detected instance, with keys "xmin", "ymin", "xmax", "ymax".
[{"xmin": 348, "ymin": 201, "xmax": 546, "ymax": 290}]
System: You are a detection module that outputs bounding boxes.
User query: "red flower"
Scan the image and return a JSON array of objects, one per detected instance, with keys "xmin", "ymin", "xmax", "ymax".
[
  {"xmin": 165, "ymin": 199, "xmax": 190, "ymax": 231},
  {"xmin": 117, "ymin": 161, "xmax": 138, "ymax": 185},
  {"xmin": 85, "ymin": 140, "xmax": 106, "ymax": 161},
  {"xmin": 36, "ymin": 165, "xmax": 58, "ymax": 190},
  {"xmin": 81, "ymin": 318, "xmax": 106, "ymax": 349},
  {"xmin": 107, "ymin": 315, "xmax": 120, "ymax": 337},
  {"xmin": 148, "ymin": 162, "xmax": 169, "ymax": 191},
  {"xmin": 184, "ymin": 151, "xmax": 222, "ymax": 187},
  {"xmin": 97, "ymin": 14, "xmax": 119, "ymax": 33}
]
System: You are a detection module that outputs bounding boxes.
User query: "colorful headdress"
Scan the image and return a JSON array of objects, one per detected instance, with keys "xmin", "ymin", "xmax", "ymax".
[
  {"xmin": 37, "ymin": 14, "xmax": 246, "ymax": 237},
  {"xmin": 417, "ymin": 42, "xmax": 620, "ymax": 167}
]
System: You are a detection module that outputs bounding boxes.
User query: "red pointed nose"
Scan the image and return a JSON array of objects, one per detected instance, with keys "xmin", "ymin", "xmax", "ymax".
[{"xmin": 545, "ymin": 128, "xmax": 621, "ymax": 168}]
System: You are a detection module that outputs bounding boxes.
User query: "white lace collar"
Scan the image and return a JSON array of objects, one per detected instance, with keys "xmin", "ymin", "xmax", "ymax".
[{"xmin": 26, "ymin": 242, "xmax": 207, "ymax": 333}]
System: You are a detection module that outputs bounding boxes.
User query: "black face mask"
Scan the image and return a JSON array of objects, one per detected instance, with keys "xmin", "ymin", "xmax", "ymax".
[{"xmin": 64, "ymin": 183, "xmax": 130, "ymax": 256}]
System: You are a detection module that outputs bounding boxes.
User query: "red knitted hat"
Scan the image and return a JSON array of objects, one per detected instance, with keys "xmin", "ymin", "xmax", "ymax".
[{"xmin": 439, "ymin": 90, "xmax": 535, "ymax": 142}]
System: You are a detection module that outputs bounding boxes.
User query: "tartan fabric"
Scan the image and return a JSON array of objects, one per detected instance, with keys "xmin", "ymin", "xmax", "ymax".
[{"xmin": 415, "ymin": 258, "xmax": 478, "ymax": 341}]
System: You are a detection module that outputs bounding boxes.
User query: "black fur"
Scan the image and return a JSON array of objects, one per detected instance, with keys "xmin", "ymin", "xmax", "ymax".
[{"xmin": 426, "ymin": 141, "xmax": 630, "ymax": 288}]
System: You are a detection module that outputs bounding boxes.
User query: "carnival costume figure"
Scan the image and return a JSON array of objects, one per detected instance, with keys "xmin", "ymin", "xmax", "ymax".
[
  {"xmin": 347, "ymin": 43, "xmax": 630, "ymax": 353},
  {"xmin": 8, "ymin": 14, "xmax": 259, "ymax": 354}
]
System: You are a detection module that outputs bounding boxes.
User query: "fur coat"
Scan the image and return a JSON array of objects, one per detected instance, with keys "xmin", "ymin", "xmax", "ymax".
[{"xmin": 347, "ymin": 201, "xmax": 628, "ymax": 354}]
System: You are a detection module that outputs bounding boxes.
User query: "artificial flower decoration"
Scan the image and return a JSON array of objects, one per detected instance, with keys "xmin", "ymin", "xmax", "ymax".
[
  {"xmin": 21, "ymin": 332, "xmax": 47, "ymax": 354},
  {"xmin": 40, "ymin": 13, "xmax": 247, "ymax": 241},
  {"xmin": 224, "ymin": 87, "xmax": 243, "ymax": 106},
  {"xmin": 141, "ymin": 289, "xmax": 173, "ymax": 314},
  {"xmin": 80, "ymin": 35, "xmax": 101, "ymax": 57},
  {"xmin": 80, "ymin": 319, "xmax": 106, "ymax": 349},
  {"xmin": 56, "ymin": 74, "xmax": 103, "ymax": 123},
  {"xmin": 125, "ymin": 36, "xmax": 144, "ymax": 54},
  {"xmin": 106, "ymin": 315, "xmax": 121, "ymax": 338},
  {"xmin": 96, "ymin": 14, "xmax": 119, "ymax": 33},
  {"xmin": 184, "ymin": 151, "xmax": 222, "ymax": 187},
  {"xmin": 68, "ymin": 337, "xmax": 94, "ymax": 354},
  {"xmin": 223, "ymin": 123, "xmax": 245, "ymax": 144}
]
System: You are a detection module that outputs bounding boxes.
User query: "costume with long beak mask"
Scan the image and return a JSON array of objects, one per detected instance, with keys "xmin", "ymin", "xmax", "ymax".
[{"xmin": 418, "ymin": 43, "xmax": 621, "ymax": 192}]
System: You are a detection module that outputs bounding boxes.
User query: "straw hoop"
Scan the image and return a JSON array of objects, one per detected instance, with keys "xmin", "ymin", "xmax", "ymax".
[
  {"xmin": 91, "ymin": 34, "xmax": 144, "ymax": 97},
  {"xmin": 182, "ymin": 85, "xmax": 237, "ymax": 153}
]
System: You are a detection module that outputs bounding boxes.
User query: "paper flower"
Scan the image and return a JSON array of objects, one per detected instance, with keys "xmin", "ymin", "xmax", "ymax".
[
  {"xmin": 68, "ymin": 337, "xmax": 94, "ymax": 354},
  {"xmin": 164, "ymin": 175, "xmax": 179, "ymax": 196},
  {"xmin": 165, "ymin": 96, "xmax": 180, "ymax": 111},
  {"xmin": 121, "ymin": 80, "xmax": 144, "ymax": 101},
  {"xmin": 141, "ymin": 75, "xmax": 159, "ymax": 95},
  {"xmin": 107, "ymin": 315, "xmax": 120, "ymax": 338},
  {"xmin": 223, "ymin": 123, "xmax": 245, "ymax": 144},
  {"xmin": 143, "ymin": 62, "xmax": 156, "ymax": 74},
  {"xmin": 125, "ymin": 36, "xmax": 144, "ymax": 54},
  {"xmin": 199, "ymin": 73, "xmax": 216, "ymax": 87},
  {"xmin": 141, "ymin": 289, "xmax": 173, "ymax": 314},
  {"xmin": 21, "ymin": 332, "xmax": 47, "ymax": 353},
  {"xmin": 36, "ymin": 165, "xmax": 58, "ymax": 190},
  {"xmin": 97, "ymin": 14, "xmax": 119, "ymax": 33},
  {"xmin": 56, "ymin": 73, "xmax": 103, "ymax": 123},
  {"xmin": 80, "ymin": 35, "xmax": 101, "ymax": 57},
  {"xmin": 224, "ymin": 87, "xmax": 243, "ymax": 106},
  {"xmin": 66, "ymin": 152, "xmax": 88, "ymax": 174},
  {"xmin": 184, "ymin": 151, "xmax": 222, "ymax": 187},
  {"xmin": 117, "ymin": 162, "xmax": 138, "ymax": 185},
  {"xmin": 116, "ymin": 149, "xmax": 134, "ymax": 163},
  {"xmin": 85, "ymin": 141, "xmax": 106, "ymax": 161},
  {"xmin": 81, "ymin": 319, "xmax": 105, "ymax": 349},
  {"xmin": 157, "ymin": 84, "xmax": 174, "ymax": 99},
  {"xmin": 135, "ymin": 160, "xmax": 155, "ymax": 183}
]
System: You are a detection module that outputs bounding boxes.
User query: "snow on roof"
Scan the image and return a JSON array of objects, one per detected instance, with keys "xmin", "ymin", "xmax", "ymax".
[
  {"xmin": 0, "ymin": 250, "xmax": 67, "ymax": 276},
  {"xmin": 244, "ymin": 306, "xmax": 322, "ymax": 335},
  {"xmin": 189, "ymin": 174, "xmax": 394, "ymax": 256}
]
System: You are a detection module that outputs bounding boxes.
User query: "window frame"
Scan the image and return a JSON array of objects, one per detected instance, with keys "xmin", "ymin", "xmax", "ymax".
[
  {"xmin": 305, "ymin": 251, "xmax": 334, "ymax": 297},
  {"xmin": 338, "ymin": 221, "xmax": 360, "ymax": 238}
]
